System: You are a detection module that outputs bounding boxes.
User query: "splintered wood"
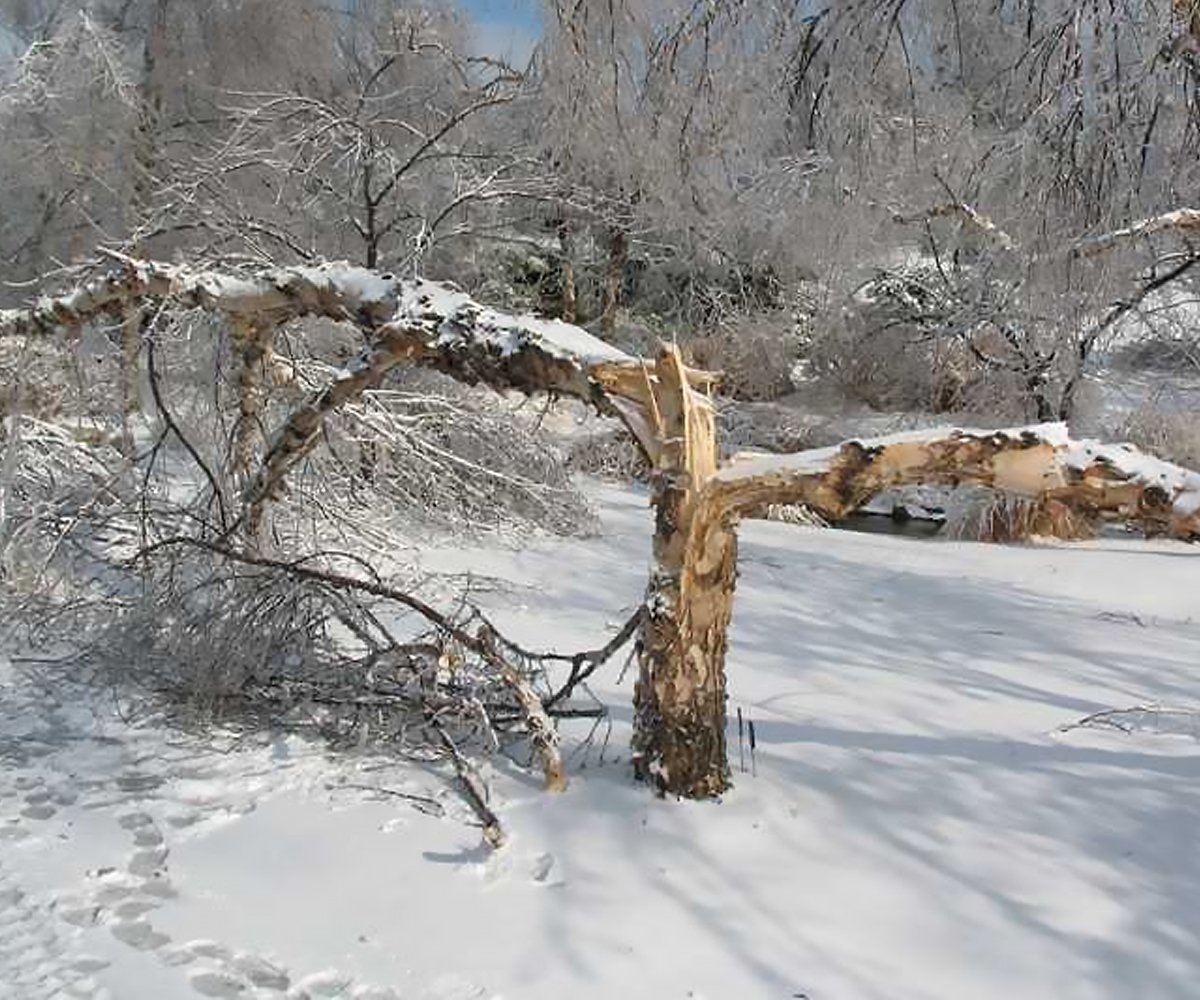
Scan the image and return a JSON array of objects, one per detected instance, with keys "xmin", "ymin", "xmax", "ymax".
[{"xmin": 633, "ymin": 346, "xmax": 736, "ymax": 798}]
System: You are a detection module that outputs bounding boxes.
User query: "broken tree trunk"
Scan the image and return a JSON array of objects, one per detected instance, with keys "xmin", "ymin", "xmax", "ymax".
[
  {"xmin": 630, "ymin": 420, "xmax": 1200, "ymax": 797},
  {"xmin": 631, "ymin": 346, "xmax": 737, "ymax": 797}
]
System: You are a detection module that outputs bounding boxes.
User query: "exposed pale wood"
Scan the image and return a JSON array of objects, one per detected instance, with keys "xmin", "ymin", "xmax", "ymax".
[
  {"xmin": 892, "ymin": 201, "xmax": 1017, "ymax": 251},
  {"xmin": 633, "ymin": 345, "xmax": 735, "ymax": 797},
  {"xmin": 715, "ymin": 430, "xmax": 1200, "ymax": 540}
]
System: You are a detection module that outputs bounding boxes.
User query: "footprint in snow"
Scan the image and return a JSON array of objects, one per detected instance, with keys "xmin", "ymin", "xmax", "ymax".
[
  {"xmin": 116, "ymin": 772, "xmax": 165, "ymax": 795},
  {"xmin": 111, "ymin": 917, "xmax": 171, "ymax": 950},
  {"xmin": 294, "ymin": 968, "xmax": 356, "ymax": 996},
  {"xmin": 20, "ymin": 785, "xmax": 59, "ymax": 819},
  {"xmin": 128, "ymin": 845, "xmax": 169, "ymax": 877},
  {"xmin": 529, "ymin": 852, "xmax": 557, "ymax": 884},
  {"xmin": 118, "ymin": 810, "xmax": 156, "ymax": 831},
  {"xmin": 0, "ymin": 860, "xmax": 110, "ymax": 998},
  {"xmin": 189, "ymin": 966, "xmax": 249, "ymax": 997},
  {"xmin": 232, "ymin": 952, "xmax": 290, "ymax": 990}
]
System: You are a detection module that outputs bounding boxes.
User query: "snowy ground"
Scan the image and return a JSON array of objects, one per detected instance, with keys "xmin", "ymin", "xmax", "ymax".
[{"xmin": 2, "ymin": 483, "xmax": 1199, "ymax": 1000}]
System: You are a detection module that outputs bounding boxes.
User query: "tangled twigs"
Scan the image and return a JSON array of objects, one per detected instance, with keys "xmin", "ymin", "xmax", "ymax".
[
  {"xmin": 536, "ymin": 605, "xmax": 646, "ymax": 709},
  {"xmin": 129, "ymin": 537, "xmax": 640, "ymax": 791}
]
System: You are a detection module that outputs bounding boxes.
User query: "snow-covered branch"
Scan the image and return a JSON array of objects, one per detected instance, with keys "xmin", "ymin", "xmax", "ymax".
[
  {"xmin": 714, "ymin": 423, "xmax": 1200, "ymax": 539},
  {"xmin": 0, "ymin": 256, "xmax": 649, "ymax": 534}
]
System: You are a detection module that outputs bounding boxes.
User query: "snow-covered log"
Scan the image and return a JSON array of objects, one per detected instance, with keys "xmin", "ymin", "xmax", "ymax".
[{"xmin": 715, "ymin": 423, "xmax": 1200, "ymax": 540}]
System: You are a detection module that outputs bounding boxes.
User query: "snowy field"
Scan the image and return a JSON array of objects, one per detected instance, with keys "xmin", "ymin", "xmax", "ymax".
[{"xmin": 2, "ymin": 483, "xmax": 1199, "ymax": 1000}]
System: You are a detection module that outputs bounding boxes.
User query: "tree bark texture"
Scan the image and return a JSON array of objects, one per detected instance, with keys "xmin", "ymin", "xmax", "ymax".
[{"xmin": 631, "ymin": 346, "xmax": 736, "ymax": 797}]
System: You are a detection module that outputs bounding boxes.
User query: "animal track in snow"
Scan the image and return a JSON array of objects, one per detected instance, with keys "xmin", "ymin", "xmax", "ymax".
[{"xmin": 0, "ymin": 671, "xmax": 429, "ymax": 1000}]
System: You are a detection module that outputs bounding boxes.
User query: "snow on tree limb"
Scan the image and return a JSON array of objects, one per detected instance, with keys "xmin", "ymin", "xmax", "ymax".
[
  {"xmin": 890, "ymin": 204, "xmax": 1200, "ymax": 263},
  {"xmin": 0, "ymin": 256, "xmax": 652, "ymax": 532},
  {"xmin": 714, "ymin": 423, "xmax": 1200, "ymax": 539},
  {"xmin": 0, "ymin": 256, "xmax": 635, "ymax": 375}
]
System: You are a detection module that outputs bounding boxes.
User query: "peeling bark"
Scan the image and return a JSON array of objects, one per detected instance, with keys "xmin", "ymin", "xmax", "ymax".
[
  {"xmin": 231, "ymin": 319, "xmax": 277, "ymax": 481},
  {"xmin": 632, "ymin": 346, "xmax": 734, "ymax": 797},
  {"xmin": 716, "ymin": 430, "xmax": 1200, "ymax": 540}
]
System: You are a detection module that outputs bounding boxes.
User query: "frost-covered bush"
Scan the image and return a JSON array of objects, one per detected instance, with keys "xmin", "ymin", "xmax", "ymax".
[
  {"xmin": 806, "ymin": 265, "xmax": 1044, "ymax": 421},
  {"xmin": 0, "ymin": 416, "xmax": 127, "ymax": 588},
  {"xmin": 1114, "ymin": 408, "xmax": 1200, "ymax": 472},
  {"xmin": 300, "ymin": 366, "xmax": 597, "ymax": 540},
  {"xmin": 808, "ymin": 267, "xmax": 975, "ymax": 412},
  {"xmin": 0, "ymin": 338, "xmax": 78, "ymax": 421},
  {"xmin": 684, "ymin": 313, "xmax": 802, "ymax": 402},
  {"xmin": 565, "ymin": 427, "xmax": 649, "ymax": 482},
  {"xmin": 717, "ymin": 399, "xmax": 837, "ymax": 456}
]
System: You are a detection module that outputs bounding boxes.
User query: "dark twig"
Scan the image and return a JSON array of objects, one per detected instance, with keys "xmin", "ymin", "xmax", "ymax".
[
  {"xmin": 428, "ymin": 715, "xmax": 504, "ymax": 848},
  {"xmin": 146, "ymin": 335, "xmax": 230, "ymax": 531}
]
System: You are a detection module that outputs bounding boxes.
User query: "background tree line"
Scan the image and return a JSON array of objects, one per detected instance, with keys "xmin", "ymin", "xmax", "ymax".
[{"xmin": 2, "ymin": 0, "xmax": 1199, "ymax": 430}]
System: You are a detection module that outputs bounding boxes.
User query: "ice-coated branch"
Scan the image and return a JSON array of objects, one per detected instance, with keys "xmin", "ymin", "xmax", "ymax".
[
  {"xmin": 714, "ymin": 423, "xmax": 1200, "ymax": 539},
  {"xmin": 0, "ymin": 255, "xmax": 651, "ymax": 536}
]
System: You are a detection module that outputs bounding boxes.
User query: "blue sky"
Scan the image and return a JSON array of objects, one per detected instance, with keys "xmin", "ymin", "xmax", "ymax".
[{"xmin": 457, "ymin": 0, "xmax": 542, "ymax": 65}]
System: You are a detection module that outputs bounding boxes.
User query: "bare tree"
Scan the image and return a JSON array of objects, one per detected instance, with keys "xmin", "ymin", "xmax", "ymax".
[{"xmin": 151, "ymin": 4, "xmax": 533, "ymax": 275}]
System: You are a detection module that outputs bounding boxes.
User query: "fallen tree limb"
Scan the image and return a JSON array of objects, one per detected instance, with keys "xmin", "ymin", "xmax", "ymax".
[
  {"xmin": 715, "ymin": 423, "xmax": 1200, "ymax": 539},
  {"xmin": 128, "ymin": 536, "xmax": 637, "ymax": 791},
  {"xmin": 891, "ymin": 201, "xmax": 1017, "ymax": 252},
  {"xmin": 0, "ymin": 255, "xmax": 672, "ymax": 535},
  {"xmin": 429, "ymin": 717, "xmax": 505, "ymax": 848}
]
